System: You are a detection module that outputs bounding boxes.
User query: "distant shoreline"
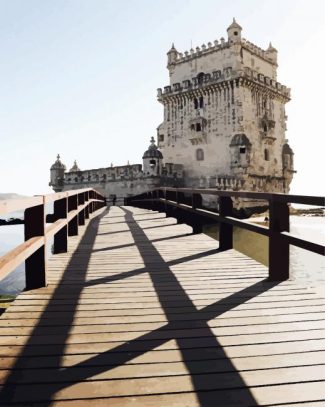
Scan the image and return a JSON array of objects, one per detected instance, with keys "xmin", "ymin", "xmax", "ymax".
[{"xmin": 0, "ymin": 218, "xmax": 24, "ymax": 226}]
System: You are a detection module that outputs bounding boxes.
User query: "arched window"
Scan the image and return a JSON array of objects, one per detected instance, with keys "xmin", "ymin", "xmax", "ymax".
[
  {"xmin": 194, "ymin": 98, "xmax": 198, "ymax": 109},
  {"xmin": 197, "ymin": 72, "xmax": 205, "ymax": 85},
  {"xmin": 196, "ymin": 123, "xmax": 202, "ymax": 132},
  {"xmin": 199, "ymin": 96, "xmax": 204, "ymax": 108},
  {"xmin": 264, "ymin": 149, "xmax": 270, "ymax": 161},
  {"xmin": 263, "ymin": 122, "xmax": 268, "ymax": 132},
  {"xmin": 196, "ymin": 149, "xmax": 204, "ymax": 161}
]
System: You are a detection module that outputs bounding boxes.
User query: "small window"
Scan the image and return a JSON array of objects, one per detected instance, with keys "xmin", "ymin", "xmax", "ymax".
[
  {"xmin": 197, "ymin": 72, "xmax": 205, "ymax": 85},
  {"xmin": 159, "ymin": 134, "xmax": 164, "ymax": 142},
  {"xmin": 194, "ymin": 98, "xmax": 198, "ymax": 109},
  {"xmin": 191, "ymin": 124, "xmax": 195, "ymax": 131},
  {"xmin": 196, "ymin": 123, "xmax": 201, "ymax": 132},
  {"xmin": 149, "ymin": 159, "xmax": 156, "ymax": 167},
  {"xmin": 239, "ymin": 147, "xmax": 246, "ymax": 154},
  {"xmin": 234, "ymin": 31, "xmax": 238, "ymax": 36},
  {"xmin": 263, "ymin": 123, "xmax": 268, "ymax": 132},
  {"xmin": 264, "ymin": 149, "xmax": 270, "ymax": 161},
  {"xmin": 199, "ymin": 96, "xmax": 204, "ymax": 108},
  {"xmin": 196, "ymin": 149, "xmax": 204, "ymax": 161}
]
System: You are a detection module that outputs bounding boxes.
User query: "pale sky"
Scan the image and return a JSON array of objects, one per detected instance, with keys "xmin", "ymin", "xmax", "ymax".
[{"xmin": 0, "ymin": 0, "xmax": 324, "ymax": 197}]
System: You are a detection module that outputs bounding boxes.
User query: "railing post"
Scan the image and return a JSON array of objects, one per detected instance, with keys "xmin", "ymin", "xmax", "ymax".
[
  {"xmin": 78, "ymin": 193, "xmax": 85, "ymax": 226},
  {"xmin": 165, "ymin": 189, "xmax": 173, "ymax": 217},
  {"xmin": 89, "ymin": 191, "xmax": 94, "ymax": 214},
  {"xmin": 85, "ymin": 191, "xmax": 89, "ymax": 219},
  {"xmin": 269, "ymin": 199, "xmax": 290, "ymax": 281},
  {"xmin": 68, "ymin": 194, "xmax": 78, "ymax": 236},
  {"xmin": 157, "ymin": 189, "xmax": 163, "ymax": 213},
  {"xmin": 219, "ymin": 196, "xmax": 233, "ymax": 251},
  {"xmin": 164, "ymin": 188, "xmax": 168, "ymax": 216},
  {"xmin": 53, "ymin": 195, "xmax": 68, "ymax": 254},
  {"xmin": 191, "ymin": 193, "xmax": 203, "ymax": 234},
  {"xmin": 150, "ymin": 191, "xmax": 154, "ymax": 211},
  {"xmin": 24, "ymin": 198, "xmax": 46, "ymax": 289},
  {"xmin": 175, "ymin": 191, "xmax": 186, "ymax": 224}
]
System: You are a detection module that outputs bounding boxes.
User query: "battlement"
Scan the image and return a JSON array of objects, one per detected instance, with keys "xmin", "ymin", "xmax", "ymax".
[
  {"xmin": 157, "ymin": 68, "xmax": 290, "ymax": 101},
  {"xmin": 169, "ymin": 37, "xmax": 229, "ymax": 66},
  {"xmin": 168, "ymin": 36, "xmax": 277, "ymax": 68}
]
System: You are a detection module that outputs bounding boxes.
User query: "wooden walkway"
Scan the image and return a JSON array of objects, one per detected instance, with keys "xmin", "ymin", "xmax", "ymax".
[{"xmin": 0, "ymin": 206, "xmax": 325, "ymax": 406}]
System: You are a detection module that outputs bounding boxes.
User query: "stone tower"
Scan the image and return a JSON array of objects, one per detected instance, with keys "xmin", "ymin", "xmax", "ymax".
[
  {"xmin": 156, "ymin": 19, "xmax": 295, "ymax": 195},
  {"xmin": 49, "ymin": 154, "xmax": 66, "ymax": 192},
  {"xmin": 142, "ymin": 137, "xmax": 163, "ymax": 176}
]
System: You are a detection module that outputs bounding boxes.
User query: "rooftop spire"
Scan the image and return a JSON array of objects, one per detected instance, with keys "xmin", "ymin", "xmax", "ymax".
[{"xmin": 227, "ymin": 17, "xmax": 242, "ymax": 31}]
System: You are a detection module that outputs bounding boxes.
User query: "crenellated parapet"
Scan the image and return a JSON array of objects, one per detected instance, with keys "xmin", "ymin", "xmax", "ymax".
[
  {"xmin": 157, "ymin": 68, "xmax": 290, "ymax": 103},
  {"xmin": 241, "ymin": 38, "xmax": 278, "ymax": 65},
  {"xmin": 167, "ymin": 38, "xmax": 230, "ymax": 68},
  {"xmin": 166, "ymin": 38, "xmax": 277, "ymax": 70}
]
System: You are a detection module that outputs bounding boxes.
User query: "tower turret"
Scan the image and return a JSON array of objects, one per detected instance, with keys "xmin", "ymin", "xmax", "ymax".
[
  {"xmin": 49, "ymin": 154, "xmax": 66, "ymax": 192},
  {"xmin": 265, "ymin": 42, "xmax": 278, "ymax": 65},
  {"xmin": 167, "ymin": 43, "xmax": 178, "ymax": 70},
  {"xmin": 142, "ymin": 137, "xmax": 163, "ymax": 176},
  {"xmin": 227, "ymin": 18, "xmax": 242, "ymax": 44},
  {"xmin": 69, "ymin": 160, "xmax": 81, "ymax": 172}
]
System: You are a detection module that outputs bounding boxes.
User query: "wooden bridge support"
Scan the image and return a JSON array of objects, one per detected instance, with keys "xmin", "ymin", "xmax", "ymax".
[
  {"xmin": 53, "ymin": 197, "xmax": 68, "ymax": 255},
  {"xmin": 269, "ymin": 200, "xmax": 290, "ymax": 281},
  {"xmin": 68, "ymin": 195, "xmax": 78, "ymax": 236},
  {"xmin": 219, "ymin": 196, "xmax": 233, "ymax": 251},
  {"xmin": 24, "ymin": 201, "xmax": 46, "ymax": 290}
]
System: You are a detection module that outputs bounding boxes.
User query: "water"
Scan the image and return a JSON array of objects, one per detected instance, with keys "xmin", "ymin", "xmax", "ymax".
[
  {"xmin": 204, "ymin": 215, "xmax": 324, "ymax": 286},
  {"xmin": 0, "ymin": 225, "xmax": 53, "ymax": 295},
  {"xmin": 0, "ymin": 216, "xmax": 324, "ymax": 294},
  {"xmin": 0, "ymin": 225, "xmax": 25, "ymax": 294}
]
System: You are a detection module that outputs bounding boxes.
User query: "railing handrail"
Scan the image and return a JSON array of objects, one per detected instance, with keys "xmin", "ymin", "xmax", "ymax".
[
  {"xmin": 0, "ymin": 188, "xmax": 102, "ymax": 216},
  {"xmin": 126, "ymin": 188, "xmax": 325, "ymax": 281},
  {"xmin": 0, "ymin": 188, "xmax": 106, "ymax": 289},
  {"xmin": 161, "ymin": 187, "xmax": 325, "ymax": 206}
]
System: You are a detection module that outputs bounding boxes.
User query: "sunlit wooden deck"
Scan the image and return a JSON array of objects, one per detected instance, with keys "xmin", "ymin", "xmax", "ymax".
[{"xmin": 0, "ymin": 206, "xmax": 324, "ymax": 406}]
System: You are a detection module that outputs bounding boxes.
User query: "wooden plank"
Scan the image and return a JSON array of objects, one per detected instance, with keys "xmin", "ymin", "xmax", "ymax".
[
  {"xmin": 0, "ymin": 205, "xmax": 324, "ymax": 406},
  {"xmin": 0, "ymin": 365, "xmax": 325, "ymax": 403}
]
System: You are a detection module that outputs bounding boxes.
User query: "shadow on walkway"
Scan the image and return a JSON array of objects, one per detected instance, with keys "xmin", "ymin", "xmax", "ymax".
[{"xmin": 0, "ymin": 206, "xmax": 279, "ymax": 406}]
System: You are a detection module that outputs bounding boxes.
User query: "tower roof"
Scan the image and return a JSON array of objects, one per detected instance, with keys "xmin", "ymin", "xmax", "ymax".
[
  {"xmin": 167, "ymin": 43, "xmax": 177, "ymax": 54},
  {"xmin": 50, "ymin": 154, "xmax": 66, "ymax": 170},
  {"xmin": 69, "ymin": 160, "xmax": 81, "ymax": 172},
  {"xmin": 227, "ymin": 17, "xmax": 242, "ymax": 31},
  {"xmin": 142, "ymin": 137, "xmax": 163, "ymax": 159},
  {"xmin": 267, "ymin": 42, "xmax": 277, "ymax": 52}
]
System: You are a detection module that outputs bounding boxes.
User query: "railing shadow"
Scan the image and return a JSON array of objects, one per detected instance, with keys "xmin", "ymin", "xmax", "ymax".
[{"xmin": 0, "ymin": 206, "xmax": 280, "ymax": 405}]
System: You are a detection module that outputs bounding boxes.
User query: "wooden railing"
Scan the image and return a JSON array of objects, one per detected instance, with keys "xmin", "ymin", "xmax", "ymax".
[
  {"xmin": 126, "ymin": 188, "xmax": 325, "ymax": 281},
  {"xmin": 0, "ymin": 188, "xmax": 106, "ymax": 290}
]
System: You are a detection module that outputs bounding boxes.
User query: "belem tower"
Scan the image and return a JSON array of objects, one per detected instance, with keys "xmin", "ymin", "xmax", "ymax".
[{"xmin": 50, "ymin": 19, "xmax": 295, "ymax": 213}]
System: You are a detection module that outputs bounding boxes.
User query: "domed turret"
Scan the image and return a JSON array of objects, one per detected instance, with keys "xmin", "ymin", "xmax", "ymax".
[
  {"xmin": 69, "ymin": 160, "xmax": 81, "ymax": 172},
  {"xmin": 282, "ymin": 143, "xmax": 294, "ymax": 170},
  {"xmin": 142, "ymin": 137, "xmax": 163, "ymax": 176},
  {"xmin": 227, "ymin": 18, "xmax": 242, "ymax": 44},
  {"xmin": 49, "ymin": 154, "xmax": 66, "ymax": 192},
  {"xmin": 50, "ymin": 154, "xmax": 66, "ymax": 170}
]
